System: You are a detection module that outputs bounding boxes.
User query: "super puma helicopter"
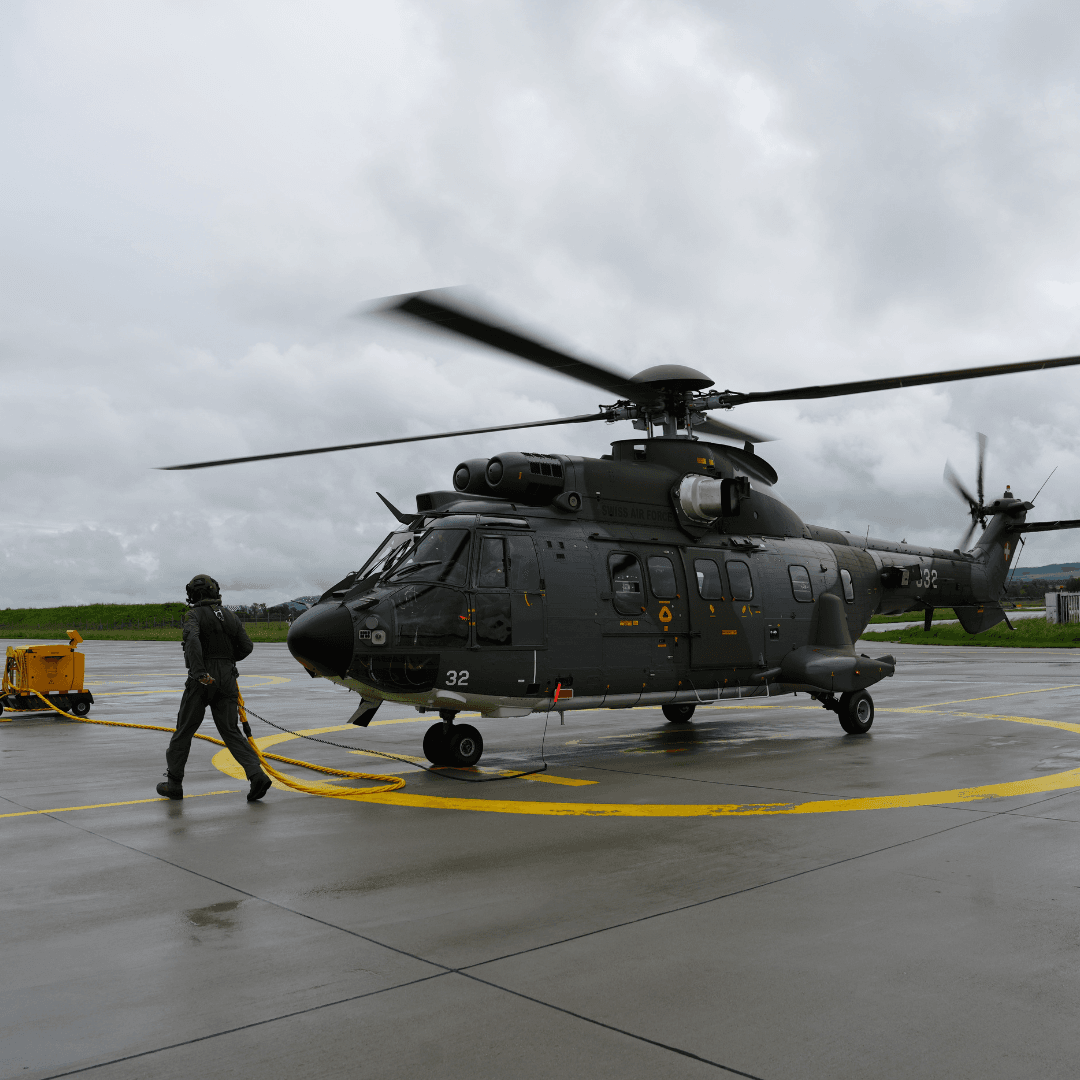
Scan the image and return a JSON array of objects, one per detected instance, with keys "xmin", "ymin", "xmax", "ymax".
[{"xmin": 165, "ymin": 289, "xmax": 1080, "ymax": 769}]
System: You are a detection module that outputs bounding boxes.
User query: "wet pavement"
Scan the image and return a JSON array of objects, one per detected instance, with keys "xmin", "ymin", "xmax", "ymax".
[{"xmin": 5, "ymin": 639, "xmax": 1080, "ymax": 1079}]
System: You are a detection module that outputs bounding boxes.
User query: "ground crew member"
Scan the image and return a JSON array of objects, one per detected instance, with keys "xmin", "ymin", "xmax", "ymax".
[{"xmin": 156, "ymin": 575, "xmax": 272, "ymax": 802}]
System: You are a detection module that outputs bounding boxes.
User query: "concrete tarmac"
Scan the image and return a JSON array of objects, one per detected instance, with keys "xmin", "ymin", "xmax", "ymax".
[{"xmin": 5, "ymin": 639, "xmax": 1080, "ymax": 1079}]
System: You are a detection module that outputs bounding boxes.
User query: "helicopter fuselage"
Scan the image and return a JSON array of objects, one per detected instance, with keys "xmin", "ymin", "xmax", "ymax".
[{"xmin": 287, "ymin": 437, "xmax": 1025, "ymax": 721}]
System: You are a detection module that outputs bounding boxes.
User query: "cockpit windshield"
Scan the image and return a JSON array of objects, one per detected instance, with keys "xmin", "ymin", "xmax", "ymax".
[
  {"xmin": 380, "ymin": 528, "xmax": 471, "ymax": 586},
  {"xmin": 356, "ymin": 528, "xmax": 415, "ymax": 581}
]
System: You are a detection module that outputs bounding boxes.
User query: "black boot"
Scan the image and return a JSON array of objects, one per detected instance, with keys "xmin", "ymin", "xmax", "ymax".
[
  {"xmin": 247, "ymin": 774, "xmax": 271, "ymax": 802},
  {"xmin": 156, "ymin": 772, "xmax": 183, "ymax": 800}
]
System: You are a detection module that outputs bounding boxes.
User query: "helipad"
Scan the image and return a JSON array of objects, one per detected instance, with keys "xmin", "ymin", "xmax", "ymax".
[{"xmin": 5, "ymin": 639, "xmax": 1080, "ymax": 1079}]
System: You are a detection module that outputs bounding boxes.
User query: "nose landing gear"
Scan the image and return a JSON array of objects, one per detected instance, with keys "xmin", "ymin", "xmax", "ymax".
[
  {"xmin": 423, "ymin": 709, "xmax": 485, "ymax": 768},
  {"xmin": 662, "ymin": 702, "xmax": 696, "ymax": 723}
]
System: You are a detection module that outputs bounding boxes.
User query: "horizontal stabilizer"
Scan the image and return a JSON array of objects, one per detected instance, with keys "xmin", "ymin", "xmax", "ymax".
[{"xmin": 1008, "ymin": 519, "xmax": 1080, "ymax": 534}]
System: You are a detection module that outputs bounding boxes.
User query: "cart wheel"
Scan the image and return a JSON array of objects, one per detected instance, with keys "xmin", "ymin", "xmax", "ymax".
[{"xmin": 70, "ymin": 699, "xmax": 91, "ymax": 717}]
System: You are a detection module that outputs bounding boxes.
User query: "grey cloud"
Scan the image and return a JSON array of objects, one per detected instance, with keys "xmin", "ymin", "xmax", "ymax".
[{"xmin": 3, "ymin": 0, "xmax": 1080, "ymax": 607}]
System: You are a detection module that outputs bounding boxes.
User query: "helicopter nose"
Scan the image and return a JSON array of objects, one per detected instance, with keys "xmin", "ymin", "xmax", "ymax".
[{"xmin": 287, "ymin": 603, "xmax": 355, "ymax": 678}]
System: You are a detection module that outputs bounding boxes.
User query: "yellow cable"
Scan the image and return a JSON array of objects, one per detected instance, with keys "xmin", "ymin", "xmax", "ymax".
[{"xmin": 14, "ymin": 688, "xmax": 405, "ymax": 797}]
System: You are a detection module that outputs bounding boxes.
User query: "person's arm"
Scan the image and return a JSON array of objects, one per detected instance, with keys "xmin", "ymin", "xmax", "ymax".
[
  {"xmin": 230, "ymin": 613, "xmax": 250, "ymax": 660},
  {"xmin": 182, "ymin": 609, "xmax": 212, "ymax": 683}
]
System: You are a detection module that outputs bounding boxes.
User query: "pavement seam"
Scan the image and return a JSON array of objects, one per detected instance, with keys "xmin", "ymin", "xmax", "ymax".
[
  {"xmin": 456, "ymin": 970, "xmax": 768, "ymax": 1078},
  {"xmin": 26, "ymin": 971, "xmax": 452, "ymax": 1080},
  {"xmin": 0, "ymin": 798, "xmax": 454, "ymax": 974},
  {"xmin": 461, "ymin": 786, "xmax": 1080, "ymax": 973},
  {"xmin": 460, "ymin": 816, "xmax": 989, "ymax": 971}
]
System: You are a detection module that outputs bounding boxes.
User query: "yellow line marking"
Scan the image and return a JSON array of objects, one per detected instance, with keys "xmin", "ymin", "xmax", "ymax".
[
  {"xmin": 900, "ymin": 685, "xmax": 1080, "ymax": 709},
  {"xmin": 221, "ymin": 711, "xmax": 1080, "ymax": 815},
  {"xmin": 0, "ymin": 790, "xmax": 239, "ymax": 819},
  {"xmin": 524, "ymin": 774, "xmax": 597, "ymax": 786},
  {"xmin": 95, "ymin": 690, "xmax": 185, "ymax": 697}
]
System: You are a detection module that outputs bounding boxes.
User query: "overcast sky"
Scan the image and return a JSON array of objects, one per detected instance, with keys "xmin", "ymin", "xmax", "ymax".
[{"xmin": 4, "ymin": 0, "xmax": 1080, "ymax": 608}]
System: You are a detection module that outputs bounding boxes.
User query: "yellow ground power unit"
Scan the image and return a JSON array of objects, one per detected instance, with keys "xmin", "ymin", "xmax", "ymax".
[{"xmin": 1, "ymin": 631, "xmax": 94, "ymax": 716}]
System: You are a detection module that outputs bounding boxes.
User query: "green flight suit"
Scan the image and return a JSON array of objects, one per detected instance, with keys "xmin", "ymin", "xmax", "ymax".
[{"xmin": 165, "ymin": 600, "xmax": 266, "ymax": 783}]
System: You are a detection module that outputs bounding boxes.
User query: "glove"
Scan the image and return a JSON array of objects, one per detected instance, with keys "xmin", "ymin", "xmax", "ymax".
[{"xmin": 198, "ymin": 673, "xmax": 215, "ymax": 686}]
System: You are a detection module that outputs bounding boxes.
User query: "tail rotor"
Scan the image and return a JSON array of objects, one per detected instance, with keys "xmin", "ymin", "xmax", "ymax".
[{"xmin": 944, "ymin": 432, "xmax": 989, "ymax": 550}]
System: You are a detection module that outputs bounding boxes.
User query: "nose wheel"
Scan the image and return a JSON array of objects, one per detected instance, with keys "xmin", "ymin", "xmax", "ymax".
[
  {"xmin": 662, "ymin": 702, "xmax": 696, "ymax": 723},
  {"xmin": 423, "ymin": 713, "xmax": 484, "ymax": 768}
]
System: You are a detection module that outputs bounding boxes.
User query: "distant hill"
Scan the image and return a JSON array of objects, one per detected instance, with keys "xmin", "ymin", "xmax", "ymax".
[{"xmin": 1010, "ymin": 563, "xmax": 1080, "ymax": 581}]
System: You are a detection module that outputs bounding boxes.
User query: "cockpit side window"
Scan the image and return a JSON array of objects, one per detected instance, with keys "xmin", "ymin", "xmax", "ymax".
[
  {"xmin": 609, "ymin": 553, "xmax": 645, "ymax": 615},
  {"xmin": 478, "ymin": 537, "xmax": 508, "ymax": 588}
]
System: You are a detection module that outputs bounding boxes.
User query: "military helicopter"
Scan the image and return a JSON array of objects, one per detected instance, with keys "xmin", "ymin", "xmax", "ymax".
[{"xmin": 166, "ymin": 289, "xmax": 1080, "ymax": 769}]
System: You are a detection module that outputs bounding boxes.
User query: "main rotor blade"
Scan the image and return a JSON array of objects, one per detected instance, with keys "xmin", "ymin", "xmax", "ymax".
[
  {"xmin": 726, "ymin": 352, "xmax": 1080, "ymax": 405},
  {"xmin": 158, "ymin": 412, "xmax": 608, "ymax": 471},
  {"xmin": 976, "ymin": 431, "xmax": 987, "ymax": 508},
  {"xmin": 370, "ymin": 289, "xmax": 658, "ymax": 406},
  {"xmin": 697, "ymin": 416, "xmax": 776, "ymax": 445},
  {"xmin": 943, "ymin": 462, "xmax": 978, "ymax": 511}
]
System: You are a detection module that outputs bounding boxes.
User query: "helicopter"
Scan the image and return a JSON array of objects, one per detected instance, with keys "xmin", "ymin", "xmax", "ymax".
[{"xmin": 165, "ymin": 289, "xmax": 1080, "ymax": 769}]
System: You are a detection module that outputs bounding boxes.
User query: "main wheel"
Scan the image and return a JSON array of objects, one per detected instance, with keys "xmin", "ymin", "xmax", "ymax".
[
  {"xmin": 838, "ymin": 690, "xmax": 874, "ymax": 734},
  {"xmin": 423, "ymin": 722, "xmax": 451, "ymax": 766},
  {"xmin": 662, "ymin": 702, "xmax": 696, "ymax": 723},
  {"xmin": 446, "ymin": 724, "xmax": 483, "ymax": 767},
  {"xmin": 70, "ymin": 699, "xmax": 91, "ymax": 717}
]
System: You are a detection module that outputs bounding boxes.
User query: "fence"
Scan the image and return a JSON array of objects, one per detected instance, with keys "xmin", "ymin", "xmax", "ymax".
[
  {"xmin": 1045, "ymin": 592, "xmax": 1080, "ymax": 624},
  {"xmin": 0, "ymin": 614, "xmax": 296, "ymax": 636}
]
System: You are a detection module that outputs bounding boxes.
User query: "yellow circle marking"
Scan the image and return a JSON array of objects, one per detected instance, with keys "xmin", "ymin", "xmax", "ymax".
[{"xmin": 210, "ymin": 705, "xmax": 1080, "ymax": 815}]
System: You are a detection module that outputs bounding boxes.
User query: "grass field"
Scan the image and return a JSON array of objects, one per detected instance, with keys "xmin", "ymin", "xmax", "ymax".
[
  {"xmin": 0, "ymin": 604, "xmax": 291, "ymax": 643},
  {"xmin": 862, "ymin": 616, "xmax": 1080, "ymax": 648},
  {"xmin": 869, "ymin": 608, "xmax": 959, "ymax": 623}
]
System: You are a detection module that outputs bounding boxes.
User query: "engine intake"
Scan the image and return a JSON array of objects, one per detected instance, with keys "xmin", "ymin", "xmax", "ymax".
[{"xmin": 484, "ymin": 453, "xmax": 566, "ymax": 503}]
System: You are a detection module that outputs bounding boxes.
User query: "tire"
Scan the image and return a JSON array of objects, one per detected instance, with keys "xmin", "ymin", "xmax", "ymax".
[
  {"xmin": 423, "ymin": 723, "xmax": 451, "ymax": 766},
  {"xmin": 662, "ymin": 702, "xmax": 696, "ymax": 723},
  {"xmin": 70, "ymin": 699, "xmax": 91, "ymax": 717},
  {"xmin": 838, "ymin": 690, "xmax": 874, "ymax": 734},
  {"xmin": 446, "ymin": 724, "xmax": 484, "ymax": 768}
]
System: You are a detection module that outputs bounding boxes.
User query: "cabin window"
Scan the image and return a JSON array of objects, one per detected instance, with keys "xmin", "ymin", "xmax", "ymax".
[
  {"xmin": 840, "ymin": 568, "xmax": 854, "ymax": 603},
  {"xmin": 788, "ymin": 565, "xmax": 813, "ymax": 603},
  {"xmin": 478, "ymin": 536, "xmax": 508, "ymax": 588},
  {"xmin": 694, "ymin": 559, "xmax": 725, "ymax": 600},
  {"xmin": 727, "ymin": 560, "xmax": 753, "ymax": 601},
  {"xmin": 647, "ymin": 556, "xmax": 677, "ymax": 599},
  {"xmin": 609, "ymin": 553, "xmax": 645, "ymax": 614}
]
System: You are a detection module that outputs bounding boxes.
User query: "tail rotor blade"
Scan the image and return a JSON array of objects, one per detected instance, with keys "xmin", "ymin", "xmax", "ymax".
[
  {"xmin": 944, "ymin": 462, "xmax": 977, "ymax": 511},
  {"xmin": 956, "ymin": 518, "xmax": 978, "ymax": 551}
]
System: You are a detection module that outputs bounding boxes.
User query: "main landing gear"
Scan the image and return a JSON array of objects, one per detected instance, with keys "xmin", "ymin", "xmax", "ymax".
[
  {"xmin": 423, "ymin": 710, "xmax": 484, "ymax": 768},
  {"xmin": 662, "ymin": 702, "xmax": 696, "ymax": 723},
  {"xmin": 817, "ymin": 690, "xmax": 875, "ymax": 735}
]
